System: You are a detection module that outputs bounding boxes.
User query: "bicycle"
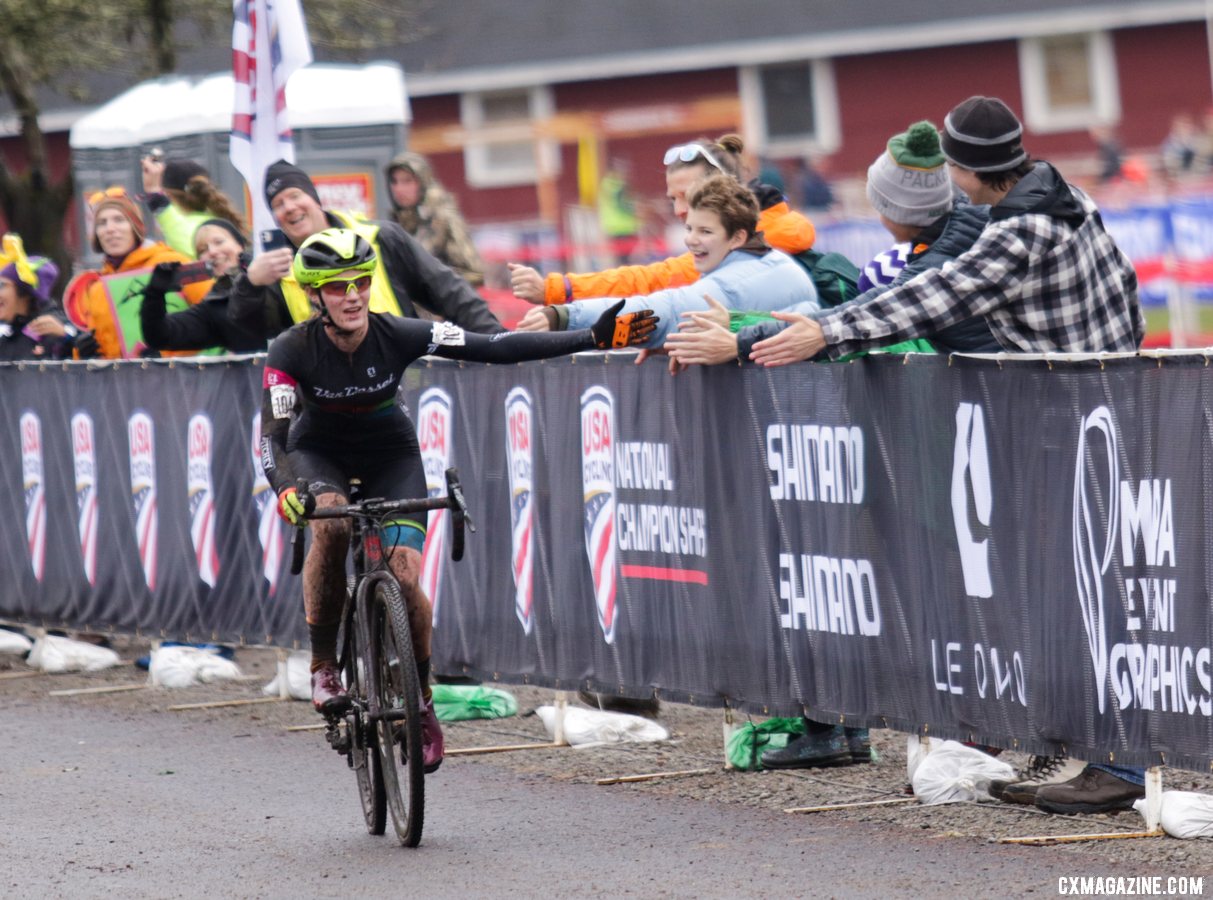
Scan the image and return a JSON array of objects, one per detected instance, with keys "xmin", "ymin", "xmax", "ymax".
[{"xmin": 288, "ymin": 467, "xmax": 474, "ymax": 847}]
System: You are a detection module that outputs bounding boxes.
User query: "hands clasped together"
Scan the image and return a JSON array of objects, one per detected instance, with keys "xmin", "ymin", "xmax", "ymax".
[{"xmin": 660, "ymin": 295, "xmax": 826, "ymax": 371}]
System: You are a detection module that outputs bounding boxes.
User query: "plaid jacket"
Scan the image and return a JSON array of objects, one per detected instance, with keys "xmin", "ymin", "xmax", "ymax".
[{"xmin": 819, "ymin": 170, "xmax": 1143, "ymax": 356}]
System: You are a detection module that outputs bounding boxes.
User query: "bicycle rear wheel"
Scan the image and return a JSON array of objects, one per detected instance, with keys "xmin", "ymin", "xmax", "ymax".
[
  {"xmin": 362, "ymin": 572, "xmax": 425, "ymax": 847},
  {"xmin": 338, "ymin": 580, "xmax": 385, "ymax": 836}
]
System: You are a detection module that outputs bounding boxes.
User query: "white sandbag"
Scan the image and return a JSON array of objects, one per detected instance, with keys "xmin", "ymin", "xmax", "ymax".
[
  {"xmin": 910, "ymin": 739, "xmax": 1015, "ymax": 805},
  {"xmin": 0, "ymin": 628, "xmax": 33, "ymax": 655},
  {"xmin": 1133, "ymin": 790, "xmax": 1213, "ymax": 839},
  {"xmin": 535, "ymin": 704, "xmax": 668, "ymax": 748},
  {"xmin": 26, "ymin": 634, "xmax": 121, "ymax": 673},
  {"xmin": 262, "ymin": 651, "xmax": 312, "ymax": 701},
  {"xmin": 906, "ymin": 735, "xmax": 943, "ymax": 782},
  {"xmin": 149, "ymin": 645, "xmax": 243, "ymax": 688}
]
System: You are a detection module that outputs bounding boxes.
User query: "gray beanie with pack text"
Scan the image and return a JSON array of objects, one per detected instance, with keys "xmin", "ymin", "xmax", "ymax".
[{"xmin": 866, "ymin": 121, "xmax": 953, "ymax": 227}]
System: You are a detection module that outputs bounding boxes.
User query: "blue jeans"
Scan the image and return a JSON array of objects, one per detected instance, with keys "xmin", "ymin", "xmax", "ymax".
[{"xmin": 1091, "ymin": 764, "xmax": 1145, "ymax": 786}]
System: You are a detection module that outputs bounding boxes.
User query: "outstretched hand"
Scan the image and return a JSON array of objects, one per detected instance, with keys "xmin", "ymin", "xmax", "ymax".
[
  {"xmin": 664, "ymin": 295, "xmax": 738, "ymax": 367},
  {"xmin": 748, "ymin": 310, "xmax": 826, "ymax": 367},
  {"xmin": 591, "ymin": 299, "xmax": 658, "ymax": 349},
  {"xmin": 507, "ymin": 263, "xmax": 545, "ymax": 303}
]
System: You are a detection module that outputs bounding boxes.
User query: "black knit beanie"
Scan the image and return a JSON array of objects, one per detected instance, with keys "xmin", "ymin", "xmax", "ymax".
[
  {"xmin": 264, "ymin": 159, "xmax": 321, "ymax": 207},
  {"xmin": 163, "ymin": 158, "xmax": 209, "ymax": 192},
  {"xmin": 941, "ymin": 96, "xmax": 1028, "ymax": 173},
  {"xmin": 195, "ymin": 217, "xmax": 249, "ymax": 248}
]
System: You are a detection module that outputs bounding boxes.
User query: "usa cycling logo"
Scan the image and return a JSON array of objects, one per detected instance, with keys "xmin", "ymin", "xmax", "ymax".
[
  {"xmin": 250, "ymin": 413, "xmax": 284, "ymax": 595},
  {"xmin": 187, "ymin": 414, "xmax": 220, "ymax": 587},
  {"xmin": 505, "ymin": 387, "xmax": 535, "ymax": 634},
  {"xmin": 71, "ymin": 412, "xmax": 99, "ymax": 585},
  {"xmin": 20, "ymin": 411, "xmax": 46, "ymax": 582},
  {"xmin": 580, "ymin": 386, "xmax": 618, "ymax": 644},
  {"xmin": 128, "ymin": 411, "xmax": 158, "ymax": 590},
  {"xmin": 418, "ymin": 387, "xmax": 452, "ymax": 625}
]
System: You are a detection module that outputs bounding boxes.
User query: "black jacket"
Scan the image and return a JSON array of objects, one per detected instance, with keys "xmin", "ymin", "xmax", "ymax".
[
  {"xmin": 228, "ymin": 213, "xmax": 504, "ymax": 339},
  {"xmin": 141, "ymin": 275, "xmax": 268, "ymax": 353}
]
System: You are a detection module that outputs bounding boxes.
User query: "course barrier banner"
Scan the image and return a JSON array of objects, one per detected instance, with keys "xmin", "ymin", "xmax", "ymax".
[
  {"xmin": 3, "ymin": 353, "xmax": 1213, "ymax": 770},
  {"xmin": 0, "ymin": 358, "xmax": 301, "ymax": 644}
]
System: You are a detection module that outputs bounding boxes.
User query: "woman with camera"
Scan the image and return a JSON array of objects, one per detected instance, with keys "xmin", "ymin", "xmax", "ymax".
[{"xmin": 141, "ymin": 219, "xmax": 268, "ymax": 354}]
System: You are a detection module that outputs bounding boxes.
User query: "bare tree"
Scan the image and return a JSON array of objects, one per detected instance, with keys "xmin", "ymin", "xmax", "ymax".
[{"xmin": 0, "ymin": 0, "xmax": 429, "ymax": 275}]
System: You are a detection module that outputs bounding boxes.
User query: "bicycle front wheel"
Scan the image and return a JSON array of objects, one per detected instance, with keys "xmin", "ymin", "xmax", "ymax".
[
  {"xmin": 339, "ymin": 577, "xmax": 385, "ymax": 836},
  {"xmin": 361, "ymin": 572, "xmax": 425, "ymax": 847}
]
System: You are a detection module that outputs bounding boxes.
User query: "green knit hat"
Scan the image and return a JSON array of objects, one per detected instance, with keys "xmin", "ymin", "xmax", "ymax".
[{"xmin": 866, "ymin": 121, "xmax": 953, "ymax": 226}]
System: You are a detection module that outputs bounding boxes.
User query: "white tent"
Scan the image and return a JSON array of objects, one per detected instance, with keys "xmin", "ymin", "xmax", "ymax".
[{"xmin": 70, "ymin": 62, "xmax": 410, "ymax": 149}]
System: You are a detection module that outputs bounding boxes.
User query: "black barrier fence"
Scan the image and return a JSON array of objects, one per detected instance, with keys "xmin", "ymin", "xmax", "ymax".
[{"xmin": 3, "ymin": 353, "xmax": 1212, "ymax": 771}]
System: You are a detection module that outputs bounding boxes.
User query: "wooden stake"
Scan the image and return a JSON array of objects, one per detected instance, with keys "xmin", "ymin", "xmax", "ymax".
[
  {"xmin": 168, "ymin": 696, "xmax": 287, "ymax": 711},
  {"xmin": 596, "ymin": 767, "xmax": 714, "ymax": 785},
  {"xmin": 286, "ymin": 723, "xmax": 326, "ymax": 732},
  {"xmin": 785, "ymin": 797, "xmax": 918, "ymax": 814},
  {"xmin": 50, "ymin": 683, "xmax": 149, "ymax": 697},
  {"xmin": 0, "ymin": 670, "xmax": 42, "ymax": 680},
  {"xmin": 445, "ymin": 741, "xmax": 564, "ymax": 756},
  {"xmin": 1000, "ymin": 829, "xmax": 1164, "ymax": 845}
]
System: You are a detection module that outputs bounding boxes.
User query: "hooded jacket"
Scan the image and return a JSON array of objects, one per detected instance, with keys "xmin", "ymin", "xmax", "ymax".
[{"xmin": 386, "ymin": 152, "xmax": 486, "ymax": 288}]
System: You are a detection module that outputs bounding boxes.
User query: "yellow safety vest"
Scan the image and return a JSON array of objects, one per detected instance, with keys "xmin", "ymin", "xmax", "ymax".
[{"xmin": 280, "ymin": 212, "xmax": 405, "ymax": 324}]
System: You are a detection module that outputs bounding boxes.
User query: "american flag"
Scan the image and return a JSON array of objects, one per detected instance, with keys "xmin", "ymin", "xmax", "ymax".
[{"xmin": 231, "ymin": 0, "xmax": 313, "ymax": 245}]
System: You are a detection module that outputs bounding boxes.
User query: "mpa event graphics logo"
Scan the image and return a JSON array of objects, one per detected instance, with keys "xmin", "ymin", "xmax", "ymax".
[
  {"xmin": 1072, "ymin": 406, "xmax": 1206, "ymax": 717},
  {"xmin": 187, "ymin": 414, "xmax": 220, "ymax": 588},
  {"xmin": 418, "ymin": 387, "xmax": 452, "ymax": 625},
  {"xmin": 579, "ymin": 385, "xmax": 710, "ymax": 645},
  {"xmin": 71, "ymin": 412, "xmax": 99, "ymax": 585},
  {"xmin": 128, "ymin": 411, "xmax": 158, "ymax": 590},
  {"xmin": 20, "ymin": 411, "xmax": 46, "ymax": 582},
  {"xmin": 505, "ymin": 387, "xmax": 535, "ymax": 635}
]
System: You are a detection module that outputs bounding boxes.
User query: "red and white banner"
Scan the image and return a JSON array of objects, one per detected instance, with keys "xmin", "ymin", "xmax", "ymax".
[
  {"xmin": 418, "ymin": 387, "xmax": 453, "ymax": 625},
  {"xmin": 20, "ymin": 412, "xmax": 45, "ymax": 583},
  {"xmin": 71, "ymin": 412, "xmax": 98, "ymax": 585},
  {"xmin": 128, "ymin": 412, "xmax": 158, "ymax": 591},
  {"xmin": 187, "ymin": 415, "xmax": 220, "ymax": 588},
  {"xmin": 231, "ymin": 0, "xmax": 313, "ymax": 245},
  {"xmin": 505, "ymin": 387, "xmax": 536, "ymax": 635}
]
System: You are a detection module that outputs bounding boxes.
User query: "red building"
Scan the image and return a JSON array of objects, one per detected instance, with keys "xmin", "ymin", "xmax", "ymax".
[
  {"xmin": 395, "ymin": 0, "xmax": 1210, "ymax": 232},
  {"xmin": 1, "ymin": 0, "xmax": 1208, "ymax": 257}
]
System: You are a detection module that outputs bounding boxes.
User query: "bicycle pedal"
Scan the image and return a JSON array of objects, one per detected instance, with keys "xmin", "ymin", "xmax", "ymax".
[{"xmin": 324, "ymin": 721, "xmax": 352, "ymax": 754}]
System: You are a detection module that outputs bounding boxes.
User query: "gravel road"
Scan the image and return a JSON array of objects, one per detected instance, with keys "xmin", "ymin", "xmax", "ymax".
[{"xmin": 4, "ymin": 637, "xmax": 1211, "ymax": 897}]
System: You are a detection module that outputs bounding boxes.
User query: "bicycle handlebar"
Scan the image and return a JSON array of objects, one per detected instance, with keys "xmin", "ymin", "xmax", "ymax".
[{"xmin": 289, "ymin": 467, "xmax": 475, "ymax": 575}]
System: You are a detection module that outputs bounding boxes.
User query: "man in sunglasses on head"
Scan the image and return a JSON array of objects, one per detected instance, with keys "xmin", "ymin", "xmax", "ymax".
[
  {"xmin": 230, "ymin": 160, "xmax": 504, "ymax": 340},
  {"xmin": 260, "ymin": 228, "xmax": 657, "ymax": 771}
]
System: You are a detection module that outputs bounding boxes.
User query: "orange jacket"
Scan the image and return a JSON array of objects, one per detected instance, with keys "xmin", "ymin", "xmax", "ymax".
[
  {"xmin": 79, "ymin": 242, "xmax": 212, "ymax": 359},
  {"xmin": 542, "ymin": 201, "xmax": 815, "ymax": 305}
]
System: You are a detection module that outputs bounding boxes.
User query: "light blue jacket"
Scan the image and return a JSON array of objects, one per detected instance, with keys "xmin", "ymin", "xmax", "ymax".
[{"xmin": 565, "ymin": 248, "xmax": 817, "ymax": 348}]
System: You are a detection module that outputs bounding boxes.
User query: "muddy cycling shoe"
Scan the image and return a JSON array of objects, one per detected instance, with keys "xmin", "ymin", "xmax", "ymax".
[
  {"xmin": 310, "ymin": 663, "xmax": 351, "ymax": 714},
  {"xmin": 420, "ymin": 698, "xmax": 445, "ymax": 774}
]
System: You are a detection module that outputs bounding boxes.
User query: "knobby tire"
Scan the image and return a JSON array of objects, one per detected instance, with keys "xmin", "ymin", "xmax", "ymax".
[
  {"xmin": 362, "ymin": 572, "xmax": 425, "ymax": 847},
  {"xmin": 338, "ymin": 578, "xmax": 386, "ymax": 835}
]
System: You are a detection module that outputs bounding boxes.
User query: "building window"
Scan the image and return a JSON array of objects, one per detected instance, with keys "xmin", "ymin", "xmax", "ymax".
[
  {"xmin": 739, "ymin": 60, "xmax": 839, "ymax": 156},
  {"xmin": 1019, "ymin": 32, "xmax": 1120, "ymax": 133},
  {"xmin": 461, "ymin": 87, "xmax": 559, "ymax": 188}
]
